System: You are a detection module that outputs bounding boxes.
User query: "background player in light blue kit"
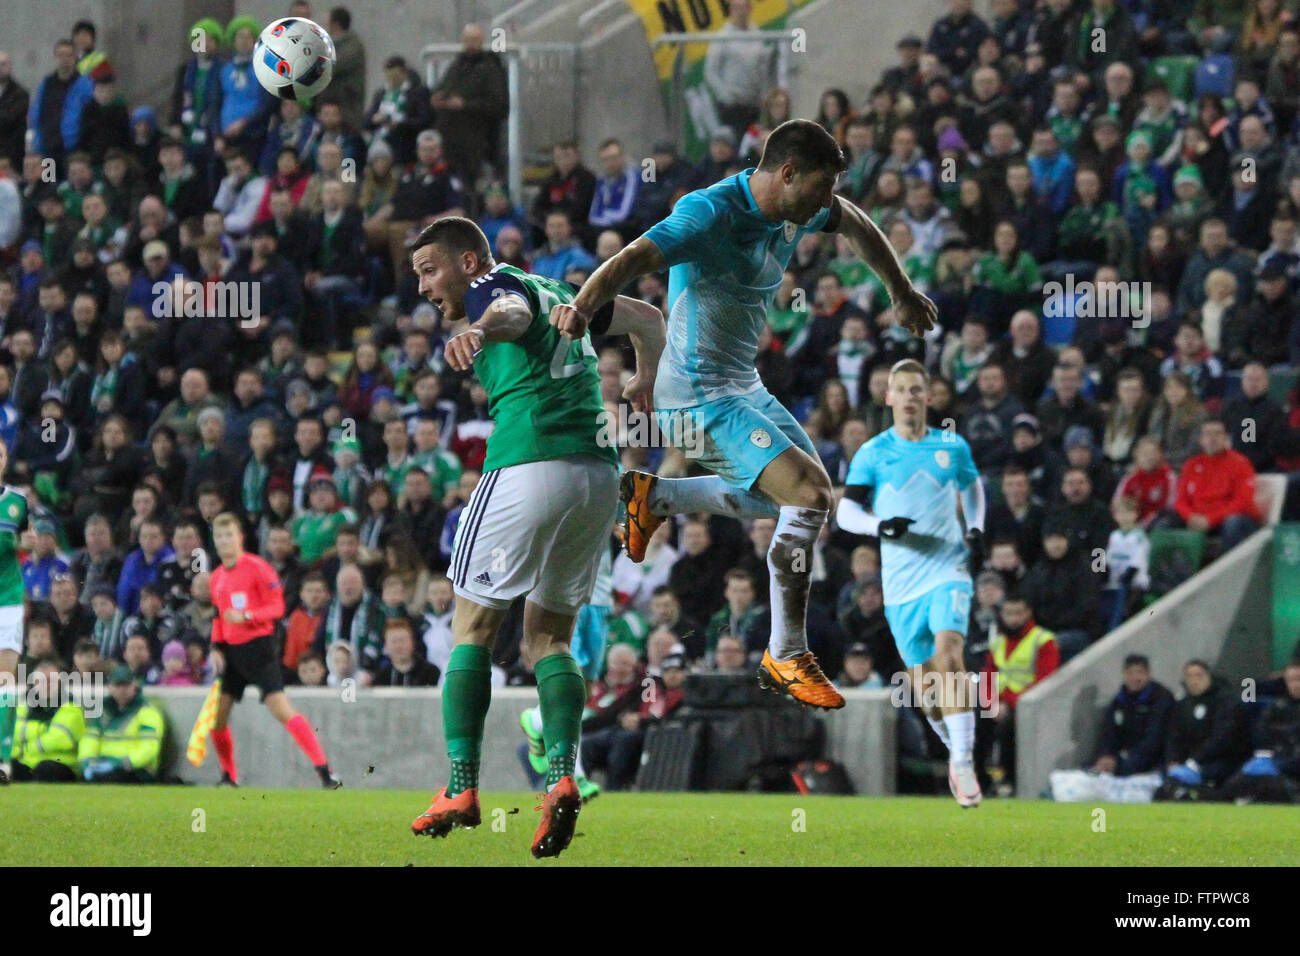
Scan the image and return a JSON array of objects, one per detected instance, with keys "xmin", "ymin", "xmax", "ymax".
[
  {"xmin": 836, "ymin": 359, "xmax": 987, "ymax": 807},
  {"xmin": 551, "ymin": 119, "xmax": 937, "ymax": 710}
]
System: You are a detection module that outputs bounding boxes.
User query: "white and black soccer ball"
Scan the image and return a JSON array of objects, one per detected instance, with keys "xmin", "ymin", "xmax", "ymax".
[{"xmin": 252, "ymin": 17, "xmax": 336, "ymax": 102}]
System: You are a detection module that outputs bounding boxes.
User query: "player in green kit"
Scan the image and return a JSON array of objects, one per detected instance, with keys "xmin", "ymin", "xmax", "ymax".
[
  {"xmin": 0, "ymin": 438, "xmax": 30, "ymax": 784},
  {"xmin": 406, "ymin": 217, "xmax": 664, "ymax": 858}
]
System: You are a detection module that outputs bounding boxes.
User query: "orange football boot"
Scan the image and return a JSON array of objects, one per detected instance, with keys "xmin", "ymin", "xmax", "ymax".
[
  {"xmin": 619, "ymin": 470, "xmax": 664, "ymax": 563},
  {"xmin": 411, "ymin": 787, "xmax": 481, "ymax": 837},
  {"xmin": 531, "ymin": 776, "xmax": 582, "ymax": 859},
  {"xmin": 756, "ymin": 649, "xmax": 846, "ymax": 710}
]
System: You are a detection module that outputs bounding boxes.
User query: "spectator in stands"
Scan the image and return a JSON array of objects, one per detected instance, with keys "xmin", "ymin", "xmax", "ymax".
[
  {"xmin": 927, "ymin": 0, "xmax": 990, "ymax": 77},
  {"xmin": 1090, "ymin": 653, "xmax": 1174, "ymax": 777},
  {"xmin": 632, "ymin": 141, "xmax": 697, "ymax": 231},
  {"xmin": 577, "ymin": 643, "xmax": 649, "ymax": 790},
  {"xmin": 986, "ymin": 465, "xmax": 1046, "ymax": 564},
  {"xmin": 530, "ymin": 210, "xmax": 597, "ymax": 282},
  {"xmin": 530, "ymin": 140, "xmax": 595, "ymax": 247},
  {"xmin": 991, "ymin": 310, "xmax": 1055, "ymax": 407},
  {"xmin": 588, "ymin": 138, "xmax": 639, "ymax": 237},
  {"xmin": 28, "ymin": 39, "xmax": 86, "ymax": 172},
  {"xmin": 1021, "ymin": 519, "xmax": 1100, "ymax": 660},
  {"xmin": 668, "ymin": 518, "xmax": 729, "ymax": 631},
  {"xmin": 703, "ymin": 568, "xmax": 765, "ymax": 657},
  {"xmin": 365, "ymin": 55, "xmax": 432, "ymax": 168},
  {"xmin": 0, "ymin": 51, "xmax": 29, "ymax": 171},
  {"xmin": 214, "ymin": 17, "xmax": 275, "ymax": 171},
  {"xmin": 1221, "ymin": 361, "xmax": 1292, "ymax": 472},
  {"xmin": 116, "ymin": 518, "xmax": 174, "ymax": 617},
  {"xmin": 703, "ymin": 0, "xmax": 776, "ymax": 135},
  {"xmin": 960, "ymin": 361, "xmax": 1023, "ymax": 473},
  {"xmin": 374, "ymin": 617, "xmax": 439, "ymax": 687},
  {"xmin": 429, "ymin": 22, "xmax": 507, "ymax": 185},
  {"xmin": 1114, "ymin": 435, "xmax": 1178, "ymax": 529},
  {"xmin": 323, "ymin": 7, "xmax": 366, "ymax": 131},
  {"xmin": 321, "ymin": 563, "xmax": 384, "ymax": 671},
  {"xmin": 1160, "ymin": 417, "xmax": 1262, "ymax": 550},
  {"xmin": 43, "ymin": 572, "xmax": 94, "ymax": 660}
]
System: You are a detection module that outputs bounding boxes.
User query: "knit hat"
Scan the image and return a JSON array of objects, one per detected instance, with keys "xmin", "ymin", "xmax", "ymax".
[
  {"xmin": 20, "ymin": 239, "xmax": 42, "ymax": 257},
  {"xmin": 937, "ymin": 126, "xmax": 968, "ymax": 153},
  {"xmin": 224, "ymin": 15, "xmax": 261, "ymax": 48},
  {"xmin": 191, "ymin": 17, "xmax": 225, "ymax": 52},
  {"xmin": 162, "ymin": 639, "xmax": 186, "ymax": 663},
  {"xmin": 109, "ymin": 664, "xmax": 136, "ymax": 686},
  {"xmin": 366, "ymin": 138, "xmax": 393, "ymax": 163},
  {"xmin": 1126, "ymin": 129, "xmax": 1153, "ymax": 154},
  {"xmin": 1173, "ymin": 164, "xmax": 1203, "ymax": 189},
  {"xmin": 370, "ymin": 386, "xmax": 397, "ymax": 407},
  {"xmin": 332, "ymin": 436, "xmax": 362, "ymax": 459}
]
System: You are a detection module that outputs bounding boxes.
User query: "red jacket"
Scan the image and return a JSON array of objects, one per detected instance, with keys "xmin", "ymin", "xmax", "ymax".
[
  {"xmin": 1175, "ymin": 449, "xmax": 1260, "ymax": 528},
  {"xmin": 1114, "ymin": 463, "xmax": 1177, "ymax": 527}
]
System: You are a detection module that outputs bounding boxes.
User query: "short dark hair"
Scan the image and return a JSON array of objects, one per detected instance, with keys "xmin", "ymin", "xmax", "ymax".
[
  {"xmin": 1123, "ymin": 654, "xmax": 1150, "ymax": 670},
  {"xmin": 758, "ymin": 119, "xmax": 847, "ymax": 174},
  {"xmin": 409, "ymin": 216, "xmax": 492, "ymax": 266},
  {"xmin": 329, "ymin": 6, "xmax": 351, "ymax": 30}
]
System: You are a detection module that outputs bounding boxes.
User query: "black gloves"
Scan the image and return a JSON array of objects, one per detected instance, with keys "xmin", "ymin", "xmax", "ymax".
[
  {"xmin": 878, "ymin": 517, "xmax": 915, "ymax": 539},
  {"xmin": 965, "ymin": 527, "xmax": 985, "ymax": 569}
]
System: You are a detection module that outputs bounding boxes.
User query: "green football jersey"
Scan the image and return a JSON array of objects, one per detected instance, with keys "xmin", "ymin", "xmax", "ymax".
[
  {"xmin": 463, "ymin": 263, "xmax": 618, "ymax": 473},
  {"xmin": 0, "ymin": 485, "xmax": 29, "ymax": 607}
]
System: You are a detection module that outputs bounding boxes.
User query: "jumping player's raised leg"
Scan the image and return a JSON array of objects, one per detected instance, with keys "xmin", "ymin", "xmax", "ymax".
[{"xmin": 622, "ymin": 393, "xmax": 844, "ymax": 710}]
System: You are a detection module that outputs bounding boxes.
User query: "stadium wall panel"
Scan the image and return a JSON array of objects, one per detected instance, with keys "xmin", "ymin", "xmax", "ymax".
[
  {"xmin": 148, "ymin": 686, "xmax": 898, "ymax": 792},
  {"xmin": 1015, "ymin": 528, "xmax": 1274, "ymax": 798}
]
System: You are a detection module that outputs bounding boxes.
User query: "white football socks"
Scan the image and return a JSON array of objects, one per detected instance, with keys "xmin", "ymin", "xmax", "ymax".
[
  {"xmin": 767, "ymin": 506, "xmax": 827, "ymax": 660},
  {"xmin": 927, "ymin": 716, "xmax": 952, "ymax": 752},
  {"xmin": 649, "ymin": 476, "xmax": 779, "ymax": 518},
  {"xmin": 943, "ymin": 711, "xmax": 976, "ymax": 765}
]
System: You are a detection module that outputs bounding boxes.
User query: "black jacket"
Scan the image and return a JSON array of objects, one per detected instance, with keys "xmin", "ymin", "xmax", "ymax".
[
  {"xmin": 0, "ymin": 78, "xmax": 30, "ymax": 169},
  {"xmin": 303, "ymin": 208, "xmax": 366, "ymax": 281},
  {"xmin": 1021, "ymin": 547, "xmax": 1103, "ymax": 637},
  {"xmin": 1165, "ymin": 680, "xmax": 1249, "ymax": 769},
  {"xmin": 1098, "ymin": 679, "xmax": 1175, "ymax": 775}
]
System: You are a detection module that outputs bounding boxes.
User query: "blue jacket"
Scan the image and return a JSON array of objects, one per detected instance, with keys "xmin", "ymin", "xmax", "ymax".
[
  {"xmin": 218, "ymin": 58, "xmax": 275, "ymax": 132},
  {"xmin": 530, "ymin": 242, "xmax": 597, "ymax": 281},
  {"xmin": 116, "ymin": 546, "xmax": 176, "ymax": 616},
  {"xmin": 1027, "ymin": 150, "xmax": 1077, "ymax": 217},
  {"xmin": 28, "ymin": 72, "xmax": 93, "ymax": 154}
]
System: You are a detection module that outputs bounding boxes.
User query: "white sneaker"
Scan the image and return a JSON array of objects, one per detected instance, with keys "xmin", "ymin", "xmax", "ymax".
[{"xmin": 948, "ymin": 760, "xmax": 982, "ymax": 808}]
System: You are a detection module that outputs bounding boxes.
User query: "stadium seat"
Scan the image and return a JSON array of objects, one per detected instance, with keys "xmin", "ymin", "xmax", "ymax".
[
  {"xmin": 1193, "ymin": 54, "xmax": 1236, "ymax": 100},
  {"xmin": 1269, "ymin": 366, "xmax": 1298, "ymax": 406},
  {"xmin": 1255, "ymin": 473, "xmax": 1287, "ymax": 526},
  {"xmin": 1145, "ymin": 528, "xmax": 1206, "ymax": 601},
  {"xmin": 1147, "ymin": 55, "xmax": 1199, "ymax": 103}
]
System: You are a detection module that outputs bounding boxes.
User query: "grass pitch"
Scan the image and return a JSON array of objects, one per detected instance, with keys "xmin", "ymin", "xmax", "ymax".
[{"xmin": 4, "ymin": 786, "xmax": 1297, "ymax": 866}]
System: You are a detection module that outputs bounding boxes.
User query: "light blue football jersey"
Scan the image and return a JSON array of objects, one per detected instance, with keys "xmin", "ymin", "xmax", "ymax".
[
  {"xmin": 845, "ymin": 426, "xmax": 979, "ymax": 605},
  {"xmin": 643, "ymin": 169, "xmax": 834, "ymax": 409}
]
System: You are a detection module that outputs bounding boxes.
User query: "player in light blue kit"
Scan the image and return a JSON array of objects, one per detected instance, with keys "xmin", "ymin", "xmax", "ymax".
[
  {"xmin": 836, "ymin": 359, "xmax": 986, "ymax": 807},
  {"xmin": 551, "ymin": 120, "xmax": 936, "ymax": 710}
]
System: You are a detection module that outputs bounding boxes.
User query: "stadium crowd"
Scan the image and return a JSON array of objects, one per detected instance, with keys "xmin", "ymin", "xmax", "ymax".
[{"xmin": 1, "ymin": 0, "xmax": 1299, "ymax": 793}]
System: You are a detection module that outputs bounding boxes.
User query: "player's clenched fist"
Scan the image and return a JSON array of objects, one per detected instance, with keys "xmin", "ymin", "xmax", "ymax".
[
  {"xmin": 893, "ymin": 287, "xmax": 938, "ymax": 337},
  {"xmin": 549, "ymin": 303, "xmax": 590, "ymax": 340},
  {"xmin": 445, "ymin": 326, "xmax": 485, "ymax": 371}
]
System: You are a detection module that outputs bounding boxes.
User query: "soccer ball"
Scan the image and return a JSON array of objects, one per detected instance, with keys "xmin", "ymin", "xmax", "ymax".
[{"xmin": 252, "ymin": 17, "xmax": 336, "ymax": 101}]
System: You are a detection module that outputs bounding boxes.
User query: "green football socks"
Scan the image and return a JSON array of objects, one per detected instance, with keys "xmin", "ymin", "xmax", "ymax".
[
  {"xmin": 535, "ymin": 652, "xmax": 586, "ymax": 791},
  {"xmin": 442, "ymin": 644, "xmax": 492, "ymax": 796}
]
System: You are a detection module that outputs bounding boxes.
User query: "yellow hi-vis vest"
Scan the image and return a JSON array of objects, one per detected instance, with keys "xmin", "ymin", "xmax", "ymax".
[
  {"xmin": 14, "ymin": 702, "xmax": 86, "ymax": 770},
  {"xmin": 990, "ymin": 625, "xmax": 1056, "ymax": 696}
]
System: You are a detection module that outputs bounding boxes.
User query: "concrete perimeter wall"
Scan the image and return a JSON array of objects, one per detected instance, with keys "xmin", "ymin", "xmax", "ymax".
[
  {"xmin": 1016, "ymin": 529, "xmax": 1274, "ymax": 798},
  {"xmin": 149, "ymin": 685, "xmax": 897, "ymax": 793}
]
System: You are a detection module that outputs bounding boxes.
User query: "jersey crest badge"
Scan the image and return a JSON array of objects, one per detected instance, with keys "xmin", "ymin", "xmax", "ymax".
[
  {"xmin": 750, "ymin": 428, "xmax": 772, "ymax": 448},
  {"xmin": 934, "ymin": 450, "xmax": 950, "ymax": 468},
  {"xmin": 782, "ymin": 221, "xmax": 797, "ymax": 241},
  {"xmin": 231, "ymin": 592, "xmax": 247, "ymax": 610}
]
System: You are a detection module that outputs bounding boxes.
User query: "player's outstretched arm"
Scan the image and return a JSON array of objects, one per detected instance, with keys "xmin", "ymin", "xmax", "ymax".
[
  {"xmin": 833, "ymin": 197, "xmax": 936, "ymax": 337},
  {"xmin": 553, "ymin": 237, "xmax": 668, "ymax": 339},
  {"xmin": 444, "ymin": 293, "xmax": 533, "ymax": 371},
  {"xmin": 607, "ymin": 295, "xmax": 666, "ymax": 415}
]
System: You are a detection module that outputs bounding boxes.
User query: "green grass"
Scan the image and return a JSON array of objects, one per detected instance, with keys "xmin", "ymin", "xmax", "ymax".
[{"xmin": 4, "ymin": 786, "xmax": 1298, "ymax": 866}]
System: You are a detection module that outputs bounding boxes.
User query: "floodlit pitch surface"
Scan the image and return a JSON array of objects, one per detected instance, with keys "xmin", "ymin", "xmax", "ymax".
[{"xmin": 4, "ymin": 787, "xmax": 1298, "ymax": 866}]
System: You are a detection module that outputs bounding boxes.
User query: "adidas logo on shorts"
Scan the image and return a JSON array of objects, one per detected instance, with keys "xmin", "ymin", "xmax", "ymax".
[{"xmin": 473, "ymin": 571, "xmax": 492, "ymax": 586}]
